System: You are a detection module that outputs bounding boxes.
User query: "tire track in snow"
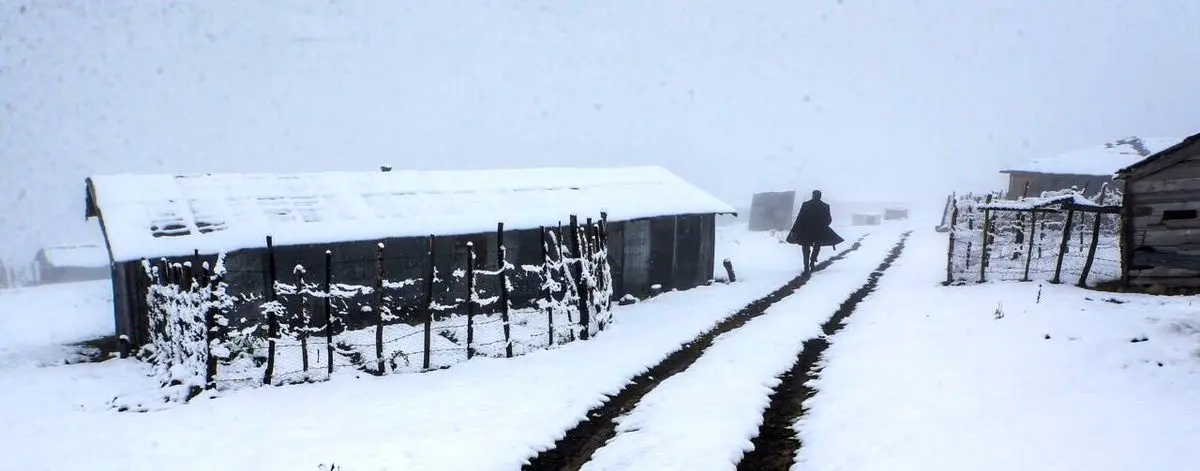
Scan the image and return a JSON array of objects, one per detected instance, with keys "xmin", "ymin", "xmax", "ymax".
[
  {"xmin": 734, "ymin": 231, "xmax": 912, "ymax": 471},
  {"xmin": 520, "ymin": 234, "xmax": 873, "ymax": 471}
]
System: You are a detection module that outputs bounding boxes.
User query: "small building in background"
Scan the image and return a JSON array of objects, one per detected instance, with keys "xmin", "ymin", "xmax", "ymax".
[
  {"xmin": 85, "ymin": 166, "xmax": 736, "ymax": 348},
  {"xmin": 32, "ymin": 245, "xmax": 110, "ymax": 284},
  {"xmin": 1114, "ymin": 132, "xmax": 1200, "ymax": 289},
  {"xmin": 883, "ymin": 208, "xmax": 909, "ymax": 220},
  {"xmin": 1001, "ymin": 136, "xmax": 1181, "ymax": 199},
  {"xmin": 748, "ymin": 191, "xmax": 796, "ymax": 231},
  {"xmin": 851, "ymin": 214, "xmax": 882, "ymax": 226}
]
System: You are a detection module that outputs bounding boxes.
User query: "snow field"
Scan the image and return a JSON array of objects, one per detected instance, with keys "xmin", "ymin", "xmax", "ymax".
[
  {"xmin": 0, "ymin": 280, "xmax": 114, "ymax": 369},
  {"xmin": 0, "ymin": 225, "xmax": 861, "ymax": 471},
  {"xmin": 793, "ymin": 229, "xmax": 1200, "ymax": 471},
  {"xmin": 580, "ymin": 226, "xmax": 911, "ymax": 471}
]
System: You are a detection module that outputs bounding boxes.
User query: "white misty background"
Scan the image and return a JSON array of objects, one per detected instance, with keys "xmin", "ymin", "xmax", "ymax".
[{"xmin": 3, "ymin": 0, "xmax": 1200, "ymax": 266}]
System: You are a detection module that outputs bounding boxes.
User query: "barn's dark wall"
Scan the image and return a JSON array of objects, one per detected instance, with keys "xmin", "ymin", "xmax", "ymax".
[{"xmin": 111, "ymin": 213, "xmax": 723, "ymax": 348}]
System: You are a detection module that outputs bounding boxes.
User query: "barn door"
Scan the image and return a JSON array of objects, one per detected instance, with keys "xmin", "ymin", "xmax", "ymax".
[{"xmin": 673, "ymin": 215, "xmax": 704, "ymax": 289}]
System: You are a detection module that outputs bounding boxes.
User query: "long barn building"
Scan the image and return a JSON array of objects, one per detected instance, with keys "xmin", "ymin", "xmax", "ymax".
[{"xmin": 85, "ymin": 166, "xmax": 736, "ymax": 348}]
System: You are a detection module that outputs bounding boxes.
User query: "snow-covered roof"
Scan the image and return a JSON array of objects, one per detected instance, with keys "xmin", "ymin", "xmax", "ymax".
[
  {"xmin": 1002, "ymin": 136, "xmax": 1182, "ymax": 176},
  {"xmin": 38, "ymin": 245, "xmax": 110, "ymax": 268},
  {"xmin": 977, "ymin": 194, "xmax": 1102, "ymax": 211},
  {"xmin": 87, "ymin": 166, "xmax": 736, "ymax": 262}
]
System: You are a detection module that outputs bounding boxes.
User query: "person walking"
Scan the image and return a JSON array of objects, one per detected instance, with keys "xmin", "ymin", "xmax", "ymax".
[{"xmin": 786, "ymin": 190, "xmax": 844, "ymax": 272}]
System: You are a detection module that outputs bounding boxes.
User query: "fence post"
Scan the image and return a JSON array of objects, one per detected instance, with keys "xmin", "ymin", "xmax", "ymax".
[
  {"xmin": 1039, "ymin": 218, "xmax": 1047, "ymax": 259},
  {"xmin": 584, "ymin": 218, "xmax": 600, "ymax": 330},
  {"xmin": 570, "ymin": 215, "xmax": 591, "ymax": 341},
  {"xmin": 965, "ymin": 206, "xmax": 975, "ymax": 269},
  {"xmin": 373, "ymin": 242, "xmax": 385, "ymax": 375},
  {"xmin": 1078, "ymin": 210, "xmax": 1104, "ymax": 287},
  {"xmin": 558, "ymin": 221, "xmax": 576, "ymax": 342},
  {"xmin": 944, "ymin": 202, "xmax": 960, "ymax": 285},
  {"xmin": 979, "ymin": 195, "xmax": 994, "ymax": 283},
  {"xmin": 295, "ymin": 266, "xmax": 309, "ymax": 373},
  {"xmin": 324, "ymin": 250, "xmax": 334, "ymax": 376},
  {"xmin": 540, "ymin": 227, "xmax": 554, "ymax": 347},
  {"xmin": 423, "ymin": 236, "xmax": 435, "ymax": 371},
  {"xmin": 1051, "ymin": 206, "xmax": 1076, "ymax": 284},
  {"xmin": 205, "ymin": 261, "xmax": 220, "ymax": 389},
  {"xmin": 1022, "ymin": 210, "xmax": 1038, "ymax": 282},
  {"xmin": 465, "ymin": 241, "xmax": 476, "ymax": 359},
  {"xmin": 598, "ymin": 213, "xmax": 612, "ymax": 322},
  {"xmin": 263, "ymin": 235, "xmax": 278, "ymax": 386},
  {"xmin": 497, "ymin": 223, "xmax": 513, "ymax": 358},
  {"xmin": 1078, "ymin": 213, "xmax": 1086, "ymax": 247}
]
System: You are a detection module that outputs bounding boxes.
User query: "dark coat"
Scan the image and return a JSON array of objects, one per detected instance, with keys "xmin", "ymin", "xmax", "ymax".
[{"xmin": 786, "ymin": 199, "xmax": 844, "ymax": 247}]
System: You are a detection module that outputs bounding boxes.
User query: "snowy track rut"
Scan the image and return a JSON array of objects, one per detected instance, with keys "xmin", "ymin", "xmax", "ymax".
[
  {"xmin": 520, "ymin": 235, "xmax": 872, "ymax": 471},
  {"xmin": 735, "ymin": 231, "xmax": 911, "ymax": 471}
]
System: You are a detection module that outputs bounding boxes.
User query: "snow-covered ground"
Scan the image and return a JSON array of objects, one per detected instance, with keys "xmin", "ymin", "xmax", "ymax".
[
  {"xmin": 0, "ymin": 223, "xmax": 859, "ymax": 471},
  {"xmin": 582, "ymin": 226, "xmax": 909, "ymax": 471},
  {"xmin": 3, "ymin": 221, "xmax": 1197, "ymax": 471},
  {"xmin": 0, "ymin": 280, "xmax": 113, "ymax": 369},
  {"xmin": 795, "ymin": 228, "xmax": 1200, "ymax": 471}
]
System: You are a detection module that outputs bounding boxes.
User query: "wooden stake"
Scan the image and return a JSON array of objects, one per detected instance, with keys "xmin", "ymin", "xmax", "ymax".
[
  {"xmin": 373, "ymin": 242, "xmax": 385, "ymax": 375},
  {"xmin": 944, "ymin": 202, "xmax": 960, "ymax": 285},
  {"xmin": 979, "ymin": 195, "xmax": 993, "ymax": 283},
  {"xmin": 324, "ymin": 250, "xmax": 333, "ymax": 375},
  {"xmin": 965, "ymin": 207, "xmax": 975, "ymax": 269},
  {"xmin": 295, "ymin": 266, "xmax": 309, "ymax": 372},
  {"xmin": 1051, "ymin": 208, "xmax": 1076, "ymax": 284},
  {"xmin": 422, "ymin": 236, "xmax": 435, "ymax": 370},
  {"xmin": 204, "ymin": 260, "xmax": 219, "ymax": 389},
  {"xmin": 465, "ymin": 241, "xmax": 476, "ymax": 359},
  {"xmin": 569, "ymin": 215, "xmax": 590, "ymax": 340},
  {"xmin": 263, "ymin": 236, "xmax": 278, "ymax": 386},
  {"xmin": 1078, "ymin": 210, "xmax": 1104, "ymax": 287},
  {"xmin": 497, "ymin": 223, "xmax": 512, "ymax": 358},
  {"xmin": 1022, "ymin": 210, "xmax": 1038, "ymax": 282},
  {"xmin": 540, "ymin": 227, "xmax": 554, "ymax": 347}
]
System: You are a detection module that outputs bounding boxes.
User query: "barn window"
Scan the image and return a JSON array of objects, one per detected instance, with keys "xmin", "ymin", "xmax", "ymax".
[{"xmin": 1162, "ymin": 209, "xmax": 1198, "ymax": 221}]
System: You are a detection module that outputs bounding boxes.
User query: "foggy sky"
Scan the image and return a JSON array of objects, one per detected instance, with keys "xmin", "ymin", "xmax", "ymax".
[{"xmin": 3, "ymin": 0, "xmax": 1200, "ymax": 266}]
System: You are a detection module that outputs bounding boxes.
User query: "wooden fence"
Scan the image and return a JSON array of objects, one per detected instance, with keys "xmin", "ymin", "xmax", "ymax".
[
  {"xmin": 140, "ymin": 215, "xmax": 613, "ymax": 402},
  {"xmin": 944, "ymin": 192, "xmax": 1121, "ymax": 287}
]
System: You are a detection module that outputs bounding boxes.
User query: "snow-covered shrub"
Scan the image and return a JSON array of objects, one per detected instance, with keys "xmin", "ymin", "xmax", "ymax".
[{"xmin": 139, "ymin": 255, "xmax": 235, "ymax": 402}]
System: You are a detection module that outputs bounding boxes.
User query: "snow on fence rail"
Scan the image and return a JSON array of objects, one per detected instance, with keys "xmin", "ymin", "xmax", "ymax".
[
  {"xmin": 943, "ymin": 189, "xmax": 1122, "ymax": 287},
  {"xmin": 137, "ymin": 215, "xmax": 614, "ymax": 403}
]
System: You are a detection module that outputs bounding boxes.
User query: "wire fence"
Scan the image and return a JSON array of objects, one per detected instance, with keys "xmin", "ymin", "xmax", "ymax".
[
  {"xmin": 139, "ymin": 215, "xmax": 613, "ymax": 402},
  {"xmin": 944, "ymin": 190, "xmax": 1122, "ymax": 287}
]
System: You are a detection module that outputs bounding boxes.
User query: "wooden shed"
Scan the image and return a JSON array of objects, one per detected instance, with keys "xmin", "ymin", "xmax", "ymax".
[
  {"xmin": 1114, "ymin": 132, "xmax": 1200, "ymax": 288},
  {"xmin": 1001, "ymin": 136, "xmax": 1179, "ymax": 199},
  {"xmin": 85, "ymin": 166, "xmax": 736, "ymax": 348}
]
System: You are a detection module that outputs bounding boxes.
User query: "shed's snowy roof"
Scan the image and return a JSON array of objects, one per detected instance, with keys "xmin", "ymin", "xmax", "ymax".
[
  {"xmin": 38, "ymin": 245, "xmax": 110, "ymax": 268},
  {"xmin": 1002, "ymin": 136, "xmax": 1182, "ymax": 176},
  {"xmin": 87, "ymin": 166, "xmax": 736, "ymax": 262}
]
